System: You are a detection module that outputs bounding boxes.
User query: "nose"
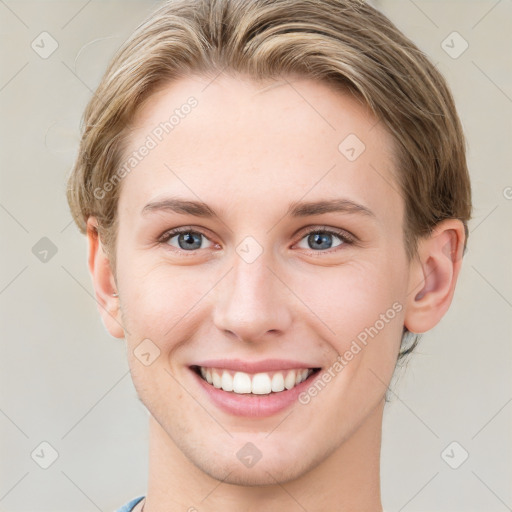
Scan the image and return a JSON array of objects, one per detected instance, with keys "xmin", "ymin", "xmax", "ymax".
[{"xmin": 212, "ymin": 251, "xmax": 293, "ymax": 344}]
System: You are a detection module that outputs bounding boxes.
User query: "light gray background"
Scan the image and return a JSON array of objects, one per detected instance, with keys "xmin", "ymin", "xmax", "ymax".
[{"xmin": 0, "ymin": 1, "xmax": 511, "ymax": 511}]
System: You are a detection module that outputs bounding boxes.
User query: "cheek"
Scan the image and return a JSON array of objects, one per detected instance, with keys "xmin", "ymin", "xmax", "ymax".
[
  {"xmin": 303, "ymin": 266, "xmax": 404, "ymax": 422},
  {"xmin": 294, "ymin": 260, "xmax": 404, "ymax": 343},
  {"xmin": 118, "ymin": 257, "xmax": 215, "ymax": 342}
]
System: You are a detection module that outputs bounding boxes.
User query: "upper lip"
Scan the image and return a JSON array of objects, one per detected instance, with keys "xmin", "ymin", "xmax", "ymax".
[{"xmin": 191, "ymin": 359, "xmax": 321, "ymax": 373}]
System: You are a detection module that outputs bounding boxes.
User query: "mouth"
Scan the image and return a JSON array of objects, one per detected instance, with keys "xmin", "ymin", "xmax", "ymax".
[{"xmin": 191, "ymin": 365, "xmax": 321, "ymax": 395}]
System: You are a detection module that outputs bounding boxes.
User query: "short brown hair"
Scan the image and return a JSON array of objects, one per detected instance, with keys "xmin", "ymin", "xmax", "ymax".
[{"xmin": 66, "ymin": 0, "xmax": 472, "ymax": 363}]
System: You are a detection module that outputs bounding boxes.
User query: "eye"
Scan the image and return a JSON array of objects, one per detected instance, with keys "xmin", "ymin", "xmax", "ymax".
[
  {"xmin": 295, "ymin": 227, "xmax": 355, "ymax": 253},
  {"xmin": 159, "ymin": 227, "xmax": 215, "ymax": 252},
  {"xmin": 158, "ymin": 226, "xmax": 356, "ymax": 255}
]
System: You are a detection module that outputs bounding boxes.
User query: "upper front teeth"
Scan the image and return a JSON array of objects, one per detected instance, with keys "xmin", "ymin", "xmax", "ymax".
[{"xmin": 199, "ymin": 367, "xmax": 312, "ymax": 395}]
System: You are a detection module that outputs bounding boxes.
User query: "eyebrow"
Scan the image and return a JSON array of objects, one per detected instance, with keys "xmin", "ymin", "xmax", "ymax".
[{"xmin": 141, "ymin": 197, "xmax": 375, "ymax": 219}]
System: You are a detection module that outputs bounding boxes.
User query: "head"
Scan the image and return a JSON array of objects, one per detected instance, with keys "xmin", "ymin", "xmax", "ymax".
[{"xmin": 67, "ymin": 0, "xmax": 471, "ymax": 486}]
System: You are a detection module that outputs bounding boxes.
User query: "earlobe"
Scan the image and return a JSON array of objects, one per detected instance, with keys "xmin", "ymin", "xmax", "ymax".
[
  {"xmin": 86, "ymin": 217, "xmax": 125, "ymax": 339},
  {"xmin": 404, "ymin": 219, "xmax": 466, "ymax": 334}
]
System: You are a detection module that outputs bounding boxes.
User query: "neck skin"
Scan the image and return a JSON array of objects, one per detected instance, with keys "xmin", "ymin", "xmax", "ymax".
[{"xmin": 142, "ymin": 401, "xmax": 385, "ymax": 512}]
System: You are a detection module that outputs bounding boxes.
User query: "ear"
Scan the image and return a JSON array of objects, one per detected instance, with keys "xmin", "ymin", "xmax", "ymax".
[
  {"xmin": 86, "ymin": 216, "xmax": 125, "ymax": 339},
  {"xmin": 404, "ymin": 219, "xmax": 466, "ymax": 334}
]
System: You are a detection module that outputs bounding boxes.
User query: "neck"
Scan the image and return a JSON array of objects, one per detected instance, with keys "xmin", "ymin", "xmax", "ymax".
[{"xmin": 143, "ymin": 401, "xmax": 384, "ymax": 512}]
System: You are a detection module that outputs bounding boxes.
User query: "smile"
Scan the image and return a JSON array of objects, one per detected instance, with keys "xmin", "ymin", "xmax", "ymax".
[{"xmin": 194, "ymin": 366, "xmax": 318, "ymax": 395}]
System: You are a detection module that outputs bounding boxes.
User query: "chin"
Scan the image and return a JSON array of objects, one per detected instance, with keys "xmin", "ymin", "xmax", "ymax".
[
  {"xmin": 196, "ymin": 458, "xmax": 307, "ymax": 487},
  {"xmin": 186, "ymin": 438, "xmax": 331, "ymax": 488}
]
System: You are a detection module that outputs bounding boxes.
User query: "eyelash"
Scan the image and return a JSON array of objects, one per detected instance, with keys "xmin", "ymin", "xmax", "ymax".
[{"xmin": 157, "ymin": 226, "xmax": 356, "ymax": 256}]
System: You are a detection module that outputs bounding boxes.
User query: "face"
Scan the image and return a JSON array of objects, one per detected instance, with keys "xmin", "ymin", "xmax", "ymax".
[{"xmin": 105, "ymin": 74, "xmax": 411, "ymax": 484}]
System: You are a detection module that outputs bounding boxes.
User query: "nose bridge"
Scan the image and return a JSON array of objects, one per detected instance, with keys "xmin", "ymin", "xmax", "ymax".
[{"xmin": 212, "ymin": 246, "xmax": 291, "ymax": 342}]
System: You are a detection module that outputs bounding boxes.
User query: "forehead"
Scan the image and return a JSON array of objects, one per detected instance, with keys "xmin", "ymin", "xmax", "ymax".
[{"xmin": 118, "ymin": 73, "xmax": 402, "ymax": 227}]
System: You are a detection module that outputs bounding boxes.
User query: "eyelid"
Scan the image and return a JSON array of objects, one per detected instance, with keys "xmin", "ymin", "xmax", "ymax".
[
  {"xmin": 158, "ymin": 226, "xmax": 217, "ymax": 249},
  {"xmin": 294, "ymin": 224, "xmax": 357, "ymax": 245}
]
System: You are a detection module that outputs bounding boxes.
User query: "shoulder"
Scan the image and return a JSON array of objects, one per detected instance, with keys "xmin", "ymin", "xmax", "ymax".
[{"xmin": 114, "ymin": 495, "xmax": 145, "ymax": 512}]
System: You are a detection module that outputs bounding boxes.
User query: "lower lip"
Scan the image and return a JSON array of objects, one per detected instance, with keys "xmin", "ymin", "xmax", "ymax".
[{"xmin": 191, "ymin": 369, "xmax": 320, "ymax": 417}]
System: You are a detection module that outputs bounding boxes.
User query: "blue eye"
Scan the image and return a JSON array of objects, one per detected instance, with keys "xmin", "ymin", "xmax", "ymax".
[
  {"xmin": 158, "ymin": 226, "xmax": 355, "ymax": 254},
  {"xmin": 161, "ymin": 228, "xmax": 214, "ymax": 251},
  {"xmin": 298, "ymin": 230, "xmax": 345, "ymax": 251},
  {"xmin": 296, "ymin": 228, "xmax": 354, "ymax": 252}
]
